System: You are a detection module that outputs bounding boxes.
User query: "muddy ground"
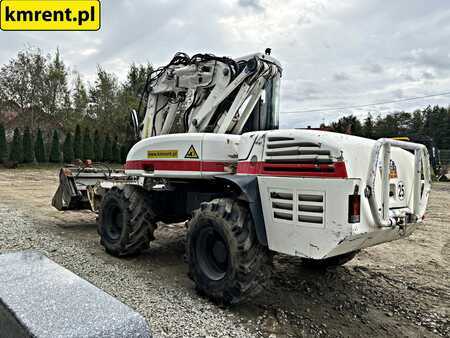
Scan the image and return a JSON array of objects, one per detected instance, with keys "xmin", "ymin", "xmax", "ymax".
[{"xmin": 0, "ymin": 168, "xmax": 448, "ymax": 337}]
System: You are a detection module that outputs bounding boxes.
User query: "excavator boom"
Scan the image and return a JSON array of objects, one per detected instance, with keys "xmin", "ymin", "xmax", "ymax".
[{"xmin": 138, "ymin": 52, "xmax": 282, "ymax": 138}]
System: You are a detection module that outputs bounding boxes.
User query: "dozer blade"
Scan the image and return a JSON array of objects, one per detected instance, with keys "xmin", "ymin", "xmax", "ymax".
[
  {"xmin": 52, "ymin": 168, "xmax": 92, "ymax": 211},
  {"xmin": 52, "ymin": 165, "xmax": 137, "ymax": 211}
]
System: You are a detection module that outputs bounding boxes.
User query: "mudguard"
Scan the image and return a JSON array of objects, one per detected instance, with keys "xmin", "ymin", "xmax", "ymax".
[{"xmin": 215, "ymin": 175, "xmax": 268, "ymax": 246}]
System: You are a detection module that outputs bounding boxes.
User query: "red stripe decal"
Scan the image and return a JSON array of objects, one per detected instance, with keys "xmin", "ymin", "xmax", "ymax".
[
  {"xmin": 237, "ymin": 161, "xmax": 348, "ymax": 178},
  {"xmin": 125, "ymin": 160, "xmax": 348, "ymax": 178},
  {"xmin": 125, "ymin": 160, "xmax": 226, "ymax": 172}
]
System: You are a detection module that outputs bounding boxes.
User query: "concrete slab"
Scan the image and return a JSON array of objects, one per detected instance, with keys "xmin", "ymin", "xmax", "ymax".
[{"xmin": 0, "ymin": 251, "xmax": 151, "ymax": 338}]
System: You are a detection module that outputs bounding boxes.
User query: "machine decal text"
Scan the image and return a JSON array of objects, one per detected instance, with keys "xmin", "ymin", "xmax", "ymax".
[{"xmin": 147, "ymin": 150, "xmax": 178, "ymax": 159}]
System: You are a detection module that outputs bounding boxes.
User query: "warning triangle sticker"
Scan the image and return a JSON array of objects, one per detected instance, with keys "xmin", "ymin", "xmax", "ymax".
[{"xmin": 185, "ymin": 145, "xmax": 199, "ymax": 159}]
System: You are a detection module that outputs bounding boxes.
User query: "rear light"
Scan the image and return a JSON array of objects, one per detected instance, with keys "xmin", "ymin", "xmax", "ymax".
[{"xmin": 348, "ymin": 194, "xmax": 361, "ymax": 223}]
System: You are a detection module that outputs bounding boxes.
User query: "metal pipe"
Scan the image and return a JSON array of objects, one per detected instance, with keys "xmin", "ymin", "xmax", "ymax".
[
  {"xmin": 382, "ymin": 143, "xmax": 391, "ymax": 220},
  {"xmin": 365, "ymin": 138, "xmax": 431, "ymax": 228},
  {"xmin": 366, "ymin": 140, "xmax": 392, "ymax": 227},
  {"xmin": 413, "ymin": 149, "xmax": 421, "ymax": 215}
]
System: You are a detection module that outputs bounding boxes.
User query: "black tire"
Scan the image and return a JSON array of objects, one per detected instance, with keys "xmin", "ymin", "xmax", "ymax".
[
  {"xmin": 186, "ymin": 198, "xmax": 272, "ymax": 304},
  {"xmin": 98, "ymin": 185, "xmax": 157, "ymax": 257},
  {"xmin": 302, "ymin": 251, "xmax": 359, "ymax": 268}
]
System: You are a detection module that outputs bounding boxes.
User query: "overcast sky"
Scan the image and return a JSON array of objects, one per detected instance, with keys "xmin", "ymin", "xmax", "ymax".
[{"xmin": 1, "ymin": 0, "xmax": 450, "ymax": 127}]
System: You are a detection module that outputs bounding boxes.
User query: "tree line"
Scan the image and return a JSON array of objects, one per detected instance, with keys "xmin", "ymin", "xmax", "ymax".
[
  {"xmin": 0, "ymin": 123, "xmax": 127, "ymax": 164},
  {"xmin": 2, "ymin": 46, "xmax": 449, "ymax": 167},
  {"xmin": 0, "ymin": 46, "xmax": 152, "ymax": 164},
  {"xmin": 320, "ymin": 105, "xmax": 450, "ymax": 149}
]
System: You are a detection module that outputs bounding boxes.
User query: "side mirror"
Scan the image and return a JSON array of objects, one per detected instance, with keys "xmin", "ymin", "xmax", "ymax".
[{"xmin": 130, "ymin": 109, "xmax": 140, "ymax": 140}]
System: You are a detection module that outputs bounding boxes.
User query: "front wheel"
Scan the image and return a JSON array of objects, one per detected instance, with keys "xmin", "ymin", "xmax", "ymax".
[
  {"xmin": 186, "ymin": 198, "xmax": 272, "ymax": 304},
  {"xmin": 97, "ymin": 185, "xmax": 157, "ymax": 257}
]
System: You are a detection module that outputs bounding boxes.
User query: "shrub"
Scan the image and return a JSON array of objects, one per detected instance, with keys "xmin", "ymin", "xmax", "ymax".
[
  {"xmin": 0, "ymin": 124, "xmax": 6, "ymax": 163},
  {"xmin": 120, "ymin": 144, "xmax": 128, "ymax": 164},
  {"xmin": 63, "ymin": 132, "xmax": 74, "ymax": 163},
  {"xmin": 74, "ymin": 124, "xmax": 83, "ymax": 159},
  {"xmin": 93, "ymin": 129, "xmax": 102, "ymax": 162},
  {"xmin": 82, "ymin": 128, "xmax": 94, "ymax": 160},
  {"xmin": 22, "ymin": 127, "xmax": 34, "ymax": 163},
  {"xmin": 112, "ymin": 136, "xmax": 121, "ymax": 163},
  {"xmin": 34, "ymin": 129, "xmax": 46, "ymax": 163},
  {"xmin": 49, "ymin": 130, "xmax": 61, "ymax": 163},
  {"xmin": 103, "ymin": 134, "xmax": 112, "ymax": 162},
  {"xmin": 9, "ymin": 128, "xmax": 23, "ymax": 163}
]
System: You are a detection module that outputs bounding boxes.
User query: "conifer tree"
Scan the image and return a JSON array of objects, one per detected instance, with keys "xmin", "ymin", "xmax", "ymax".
[
  {"xmin": 9, "ymin": 128, "xmax": 22, "ymax": 162},
  {"xmin": 22, "ymin": 127, "xmax": 34, "ymax": 163},
  {"xmin": 63, "ymin": 132, "xmax": 74, "ymax": 163},
  {"xmin": 82, "ymin": 128, "xmax": 94, "ymax": 160},
  {"xmin": 111, "ymin": 136, "xmax": 120, "ymax": 163},
  {"xmin": 34, "ymin": 129, "xmax": 46, "ymax": 163},
  {"xmin": 93, "ymin": 129, "xmax": 102, "ymax": 162},
  {"xmin": 46, "ymin": 130, "xmax": 53, "ymax": 162},
  {"xmin": 73, "ymin": 124, "xmax": 83, "ymax": 159},
  {"xmin": 120, "ymin": 144, "xmax": 128, "ymax": 164},
  {"xmin": 0, "ymin": 124, "xmax": 6, "ymax": 163},
  {"xmin": 103, "ymin": 134, "xmax": 112, "ymax": 162},
  {"xmin": 49, "ymin": 130, "xmax": 61, "ymax": 163}
]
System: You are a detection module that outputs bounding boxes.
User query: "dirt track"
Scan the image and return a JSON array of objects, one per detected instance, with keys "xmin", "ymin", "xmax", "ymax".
[{"xmin": 0, "ymin": 168, "xmax": 448, "ymax": 337}]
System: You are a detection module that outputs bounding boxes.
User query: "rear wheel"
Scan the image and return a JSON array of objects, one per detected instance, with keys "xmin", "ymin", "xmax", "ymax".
[
  {"xmin": 98, "ymin": 185, "xmax": 157, "ymax": 257},
  {"xmin": 302, "ymin": 251, "xmax": 359, "ymax": 268},
  {"xmin": 186, "ymin": 198, "xmax": 272, "ymax": 304}
]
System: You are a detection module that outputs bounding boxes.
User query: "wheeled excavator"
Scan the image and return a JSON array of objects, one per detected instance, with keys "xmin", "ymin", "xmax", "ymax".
[{"xmin": 53, "ymin": 50, "xmax": 431, "ymax": 304}]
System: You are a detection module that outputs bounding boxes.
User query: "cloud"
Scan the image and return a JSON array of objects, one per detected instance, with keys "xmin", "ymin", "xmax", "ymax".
[
  {"xmin": 392, "ymin": 89, "xmax": 404, "ymax": 99},
  {"xmin": 333, "ymin": 72, "xmax": 350, "ymax": 81},
  {"xmin": 422, "ymin": 70, "xmax": 435, "ymax": 80},
  {"xmin": 79, "ymin": 49, "xmax": 98, "ymax": 57},
  {"xmin": 403, "ymin": 48, "xmax": 450, "ymax": 70},
  {"xmin": 362, "ymin": 63, "xmax": 383, "ymax": 74},
  {"xmin": 238, "ymin": 0, "xmax": 264, "ymax": 12}
]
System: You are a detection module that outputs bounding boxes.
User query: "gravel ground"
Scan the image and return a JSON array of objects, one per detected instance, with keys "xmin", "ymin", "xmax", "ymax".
[
  {"xmin": 0, "ymin": 204, "xmax": 256, "ymax": 337},
  {"xmin": 0, "ymin": 168, "xmax": 449, "ymax": 337}
]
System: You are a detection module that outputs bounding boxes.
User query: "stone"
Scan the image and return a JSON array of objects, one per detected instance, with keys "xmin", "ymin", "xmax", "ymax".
[{"xmin": 0, "ymin": 251, "xmax": 151, "ymax": 337}]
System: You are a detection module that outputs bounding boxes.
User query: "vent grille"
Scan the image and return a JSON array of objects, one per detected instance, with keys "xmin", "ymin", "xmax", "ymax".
[
  {"xmin": 267, "ymin": 136, "xmax": 320, "ymax": 149},
  {"xmin": 269, "ymin": 189, "xmax": 325, "ymax": 228},
  {"xmin": 265, "ymin": 137, "xmax": 333, "ymax": 166},
  {"xmin": 271, "ymin": 191, "xmax": 294, "ymax": 221},
  {"xmin": 298, "ymin": 192, "xmax": 325, "ymax": 225}
]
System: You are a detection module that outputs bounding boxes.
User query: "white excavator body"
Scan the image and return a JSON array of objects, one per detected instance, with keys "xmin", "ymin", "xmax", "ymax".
[
  {"xmin": 53, "ymin": 50, "xmax": 431, "ymax": 304},
  {"xmin": 124, "ymin": 128, "xmax": 431, "ymax": 260}
]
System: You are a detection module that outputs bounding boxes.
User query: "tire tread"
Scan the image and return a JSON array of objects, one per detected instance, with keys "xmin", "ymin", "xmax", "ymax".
[
  {"xmin": 98, "ymin": 185, "xmax": 157, "ymax": 257},
  {"xmin": 187, "ymin": 198, "xmax": 272, "ymax": 304}
]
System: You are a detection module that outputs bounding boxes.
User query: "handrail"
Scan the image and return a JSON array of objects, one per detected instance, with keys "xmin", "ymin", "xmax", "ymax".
[{"xmin": 365, "ymin": 138, "xmax": 432, "ymax": 228}]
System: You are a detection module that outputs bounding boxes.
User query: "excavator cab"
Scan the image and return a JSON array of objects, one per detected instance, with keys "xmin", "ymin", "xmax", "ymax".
[{"xmin": 242, "ymin": 73, "xmax": 280, "ymax": 132}]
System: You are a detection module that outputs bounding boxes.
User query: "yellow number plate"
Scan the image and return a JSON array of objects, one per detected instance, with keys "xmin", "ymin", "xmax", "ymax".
[
  {"xmin": 147, "ymin": 150, "xmax": 178, "ymax": 159},
  {"xmin": 1, "ymin": 0, "xmax": 101, "ymax": 31}
]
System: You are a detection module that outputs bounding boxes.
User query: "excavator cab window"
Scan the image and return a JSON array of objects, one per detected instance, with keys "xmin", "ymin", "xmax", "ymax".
[{"xmin": 243, "ymin": 75, "xmax": 280, "ymax": 133}]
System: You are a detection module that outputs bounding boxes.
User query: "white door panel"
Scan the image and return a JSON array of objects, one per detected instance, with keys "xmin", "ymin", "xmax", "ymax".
[{"xmin": 258, "ymin": 176, "xmax": 360, "ymax": 258}]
